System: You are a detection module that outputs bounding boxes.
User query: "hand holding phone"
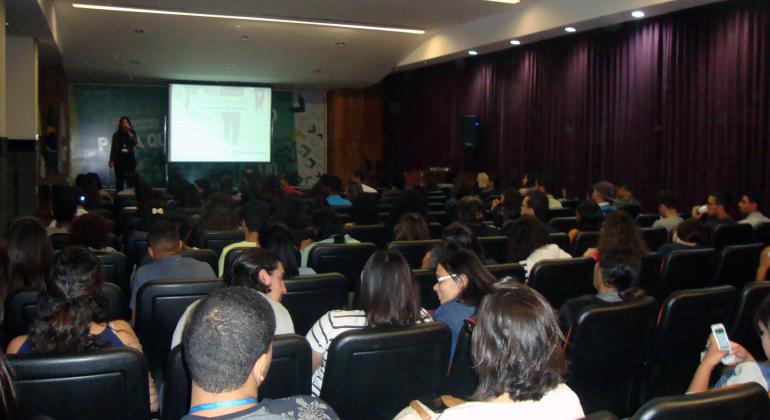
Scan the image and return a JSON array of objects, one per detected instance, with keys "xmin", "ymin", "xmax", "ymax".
[{"xmin": 710, "ymin": 323, "xmax": 735, "ymax": 365}]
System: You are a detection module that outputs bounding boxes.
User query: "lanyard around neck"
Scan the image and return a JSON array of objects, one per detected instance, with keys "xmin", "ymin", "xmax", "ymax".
[{"xmin": 189, "ymin": 398, "xmax": 257, "ymax": 414}]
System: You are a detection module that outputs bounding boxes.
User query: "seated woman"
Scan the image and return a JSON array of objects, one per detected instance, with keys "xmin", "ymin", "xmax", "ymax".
[
  {"xmin": 434, "ymin": 249, "xmax": 495, "ymax": 362},
  {"xmin": 583, "ymin": 210, "xmax": 648, "ymax": 259},
  {"xmin": 393, "ymin": 212, "xmax": 430, "ymax": 242},
  {"xmin": 490, "ymin": 187, "xmax": 522, "ymax": 232},
  {"xmin": 568, "ymin": 201, "xmax": 603, "ymax": 242},
  {"xmin": 262, "ymin": 223, "xmax": 315, "ymax": 276},
  {"xmin": 5, "ymin": 217, "xmax": 54, "ymax": 309},
  {"xmin": 507, "ymin": 216, "xmax": 571, "ymax": 279},
  {"xmin": 396, "ymin": 282, "xmax": 584, "ymax": 419},
  {"xmin": 306, "ymin": 251, "xmax": 432, "ymax": 397},
  {"xmin": 171, "ymin": 248, "xmax": 294, "ymax": 348},
  {"xmin": 558, "ymin": 245, "xmax": 646, "ymax": 333},
  {"xmin": 421, "ymin": 223, "xmax": 492, "ymax": 270},
  {"xmin": 299, "ymin": 209, "xmax": 360, "ymax": 267},
  {"xmin": 6, "ymin": 246, "xmax": 158, "ymax": 411},
  {"xmin": 68, "ymin": 213, "xmax": 117, "ymax": 253},
  {"xmin": 657, "ymin": 218, "xmax": 709, "ymax": 260},
  {"xmin": 688, "ymin": 295, "xmax": 770, "ymax": 392}
]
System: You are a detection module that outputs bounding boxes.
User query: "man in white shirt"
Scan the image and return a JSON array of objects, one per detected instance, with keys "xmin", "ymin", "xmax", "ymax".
[
  {"xmin": 653, "ymin": 190, "xmax": 684, "ymax": 234},
  {"xmin": 738, "ymin": 193, "xmax": 770, "ymax": 228},
  {"xmin": 350, "ymin": 169, "xmax": 377, "ymax": 193}
]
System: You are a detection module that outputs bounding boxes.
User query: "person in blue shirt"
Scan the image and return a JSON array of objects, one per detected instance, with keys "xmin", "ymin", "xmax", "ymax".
[
  {"xmin": 433, "ymin": 249, "xmax": 495, "ymax": 362},
  {"xmin": 591, "ymin": 181, "xmax": 616, "ymax": 215}
]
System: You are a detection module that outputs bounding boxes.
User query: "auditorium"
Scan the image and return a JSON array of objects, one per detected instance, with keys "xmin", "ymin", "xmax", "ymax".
[{"xmin": 1, "ymin": 0, "xmax": 770, "ymax": 418}]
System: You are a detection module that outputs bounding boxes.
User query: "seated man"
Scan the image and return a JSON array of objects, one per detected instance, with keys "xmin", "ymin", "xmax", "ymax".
[
  {"xmin": 521, "ymin": 190, "xmax": 559, "ymax": 233},
  {"xmin": 349, "ymin": 169, "xmax": 377, "ymax": 193},
  {"xmin": 455, "ymin": 196, "xmax": 499, "ymax": 238},
  {"xmin": 181, "ymin": 287, "xmax": 338, "ymax": 419},
  {"xmin": 614, "ymin": 182, "xmax": 641, "ymax": 207},
  {"xmin": 738, "ymin": 192, "xmax": 770, "ymax": 228},
  {"xmin": 531, "ymin": 174, "xmax": 563, "ymax": 209},
  {"xmin": 696, "ymin": 191, "xmax": 736, "ymax": 230},
  {"xmin": 218, "ymin": 204, "xmax": 265, "ymax": 277},
  {"xmin": 131, "ymin": 221, "xmax": 215, "ymax": 319},
  {"xmin": 591, "ymin": 181, "xmax": 616, "ymax": 215},
  {"xmin": 652, "ymin": 190, "xmax": 683, "ymax": 234}
]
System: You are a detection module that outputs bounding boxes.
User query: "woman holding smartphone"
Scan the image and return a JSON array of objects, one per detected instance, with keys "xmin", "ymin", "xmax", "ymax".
[{"xmin": 109, "ymin": 116, "xmax": 137, "ymax": 192}]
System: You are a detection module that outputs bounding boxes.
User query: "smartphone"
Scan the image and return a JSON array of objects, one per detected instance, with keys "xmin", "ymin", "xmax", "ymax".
[{"xmin": 710, "ymin": 323, "xmax": 735, "ymax": 364}]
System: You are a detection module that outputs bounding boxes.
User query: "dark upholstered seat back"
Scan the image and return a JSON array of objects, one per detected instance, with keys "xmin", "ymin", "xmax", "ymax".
[
  {"xmin": 197, "ymin": 230, "xmax": 243, "ymax": 255},
  {"xmin": 715, "ymin": 243, "xmax": 764, "ymax": 289},
  {"xmin": 631, "ymin": 382, "xmax": 768, "ymax": 420},
  {"xmin": 528, "ymin": 258, "xmax": 595, "ymax": 308},
  {"xmin": 282, "ymin": 273, "xmax": 349, "ymax": 335},
  {"xmin": 307, "ymin": 243, "xmax": 377, "ymax": 290},
  {"xmin": 657, "ymin": 248, "xmax": 717, "ymax": 300},
  {"xmin": 388, "ymin": 240, "xmax": 441, "ymax": 269},
  {"xmin": 729, "ymin": 281, "xmax": 770, "ymax": 362}
]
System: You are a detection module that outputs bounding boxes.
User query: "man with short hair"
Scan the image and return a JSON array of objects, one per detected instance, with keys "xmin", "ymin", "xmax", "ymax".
[
  {"xmin": 591, "ymin": 181, "xmax": 616, "ymax": 215},
  {"xmin": 218, "ymin": 204, "xmax": 265, "ymax": 277},
  {"xmin": 531, "ymin": 175, "xmax": 563, "ymax": 209},
  {"xmin": 614, "ymin": 182, "xmax": 641, "ymax": 207},
  {"xmin": 738, "ymin": 193, "xmax": 770, "ymax": 228},
  {"xmin": 702, "ymin": 191, "xmax": 736, "ymax": 230},
  {"xmin": 131, "ymin": 221, "xmax": 216, "ymax": 319},
  {"xmin": 350, "ymin": 169, "xmax": 377, "ymax": 193},
  {"xmin": 521, "ymin": 190, "xmax": 559, "ymax": 233},
  {"xmin": 455, "ymin": 196, "xmax": 499, "ymax": 238},
  {"xmin": 181, "ymin": 287, "xmax": 338, "ymax": 419},
  {"xmin": 652, "ymin": 190, "xmax": 684, "ymax": 234}
]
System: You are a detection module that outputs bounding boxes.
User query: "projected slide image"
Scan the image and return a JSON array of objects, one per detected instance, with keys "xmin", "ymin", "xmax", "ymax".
[{"xmin": 169, "ymin": 84, "xmax": 272, "ymax": 162}]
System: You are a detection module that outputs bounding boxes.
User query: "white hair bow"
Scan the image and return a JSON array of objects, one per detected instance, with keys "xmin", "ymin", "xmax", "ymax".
[{"xmin": 151, "ymin": 208, "xmax": 164, "ymax": 215}]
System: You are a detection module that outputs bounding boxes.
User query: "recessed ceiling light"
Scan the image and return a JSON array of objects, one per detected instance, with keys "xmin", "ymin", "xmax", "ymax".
[
  {"xmin": 133, "ymin": 28, "xmax": 144, "ymax": 34},
  {"xmin": 226, "ymin": 64, "xmax": 236, "ymax": 69},
  {"xmin": 313, "ymin": 68, "xmax": 321, "ymax": 73},
  {"xmin": 240, "ymin": 34, "xmax": 250, "ymax": 40},
  {"xmin": 468, "ymin": 50, "xmax": 479, "ymax": 56},
  {"xmin": 510, "ymin": 40, "xmax": 521, "ymax": 45},
  {"xmin": 565, "ymin": 27, "xmax": 577, "ymax": 33},
  {"xmin": 631, "ymin": 10, "xmax": 645, "ymax": 18},
  {"xmin": 336, "ymin": 42, "xmax": 346, "ymax": 47},
  {"xmin": 72, "ymin": 3, "xmax": 426, "ymax": 35},
  {"xmin": 130, "ymin": 59, "xmax": 140, "ymax": 64}
]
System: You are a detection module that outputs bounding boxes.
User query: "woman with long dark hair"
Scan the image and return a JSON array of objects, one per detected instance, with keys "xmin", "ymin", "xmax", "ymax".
[
  {"xmin": 109, "ymin": 116, "xmax": 137, "ymax": 191},
  {"xmin": 6, "ymin": 246, "xmax": 158, "ymax": 411},
  {"xmin": 306, "ymin": 251, "xmax": 432, "ymax": 396},
  {"xmin": 4, "ymin": 218, "xmax": 54, "ymax": 312}
]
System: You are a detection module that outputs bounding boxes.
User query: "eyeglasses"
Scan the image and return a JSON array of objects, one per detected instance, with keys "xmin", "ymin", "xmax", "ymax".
[{"xmin": 436, "ymin": 274, "xmax": 458, "ymax": 283}]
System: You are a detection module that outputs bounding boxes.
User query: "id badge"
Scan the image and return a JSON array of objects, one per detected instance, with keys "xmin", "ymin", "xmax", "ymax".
[{"xmin": 121, "ymin": 147, "xmax": 129, "ymax": 153}]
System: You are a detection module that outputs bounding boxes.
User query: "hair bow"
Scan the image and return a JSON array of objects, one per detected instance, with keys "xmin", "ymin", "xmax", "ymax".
[{"xmin": 151, "ymin": 208, "xmax": 164, "ymax": 215}]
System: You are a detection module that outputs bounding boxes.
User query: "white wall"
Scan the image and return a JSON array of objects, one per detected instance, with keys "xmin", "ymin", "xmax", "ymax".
[{"xmin": 6, "ymin": 35, "xmax": 38, "ymax": 140}]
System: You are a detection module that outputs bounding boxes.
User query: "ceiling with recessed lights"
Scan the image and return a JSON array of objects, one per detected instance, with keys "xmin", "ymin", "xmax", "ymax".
[{"xmin": 14, "ymin": 0, "xmax": 726, "ymax": 88}]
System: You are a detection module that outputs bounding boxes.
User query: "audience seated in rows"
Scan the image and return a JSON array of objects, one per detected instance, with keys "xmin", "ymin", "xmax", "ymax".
[
  {"xmin": 396, "ymin": 283, "xmax": 584, "ymax": 419},
  {"xmin": 218, "ymin": 203, "xmax": 266, "ymax": 277},
  {"xmin": 130, "ymin": 221, "xmax": 215, "ymax": 317},
  {"xmin": 433, "ymin": 249, "xmax": 495, "ymax": 362},
  {"xmin": 455, "ymin": 196, "xmax": 499, "ymax": 238},
  {"xmin": 6, "ymin": 246, "xmax": 158, "ymax": 411},
  {"xmin": 421, "ymin": 223, "xmax": 492, "ymax": 270},
  {"xmin": 569, "ymin": 201, "xmax": 603, "ymax": 242},
  {"xmin": 583, "ymin": 210, "xmax": 648, "ymax": 259},
  {"xmin": 47, "ymin": 188, "xmax": 79, "ymax": 235},
  {"xmin": 386, "ymin": 189, "xmax": 428, "ymax": 229},
  {"xmin": 591, "ymin": 182, "xmax": 616, "ymax": 216},
  {"xmin": 657, "ymin": 219, "xmax": 709, "ymax": 260},
  {"xmin": 349, "ymin": 169, "xmax": 377, "ymax": 194},
  {"xmin": 68, "ymin": 213, "xmax": 116, "ymax": 252},
  {"xmin": 348, "ymin": 193, "xmax": 380, "ymax": 225},
  {"xmin": 198, "ymin": 192, "xmax": 240, "ymax": 232},
  {"xmin": 488, "ymin": 187, "xmax": 522, "ymax": 230},
  {"xmin": 299, "ymin": 209, "xmax": 360, "ymax": 267},
  {"xmin": 738, "ymin": 192, "xmax": 770, "ymax": 228},
  {"xmin": 182, "ymin": 287, "xmax": 338, "ymax": 419},
  {"xmin": 688, "ymin": 295, "xmax": 770, "ymax": 393},
  {"xmin": 521, "ymin": 190, "xmax": 557, "ymax": 233},
  {"xmin": 530, "ymin": 174, "xmax": 563, "ymax": 209},
  {"xmin": 165, "ymin": 209, "xmax": 198, "ymax": 251},
  {"xmin": 306, "ymin": 251, "xmax": 433, "ymax": 396},
  {"xmin": 393, "ymin": 213, "xmax": 430, "ymax": 241},
  {"xmin": 559, "ymin": 245, "xmax": 646, "ymax": 333},
  {"xmin": 653, "ymin": 190, "xmax": 684, "ymax": 234},
  {"xmin": 261, "ymin": 223, "xmax": 315, "ymax": 276},
  {"xmin": 696, "ymin": 191, "xmax": 737, "ymax": 230},
  {"xmin": 507, "ymin": 216, "xmax": 571, "ymax": 278},
  {"xmin": 172, "ymin": 249, "xmax": 293, "ymax": 349}
]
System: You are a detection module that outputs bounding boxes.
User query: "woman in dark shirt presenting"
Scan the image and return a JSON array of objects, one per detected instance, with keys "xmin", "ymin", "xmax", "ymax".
[{"xmin": 109, "ymin": 116, "xmax": 137, "ymax": 191}]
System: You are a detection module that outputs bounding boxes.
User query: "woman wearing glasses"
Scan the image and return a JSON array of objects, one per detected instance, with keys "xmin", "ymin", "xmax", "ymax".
[{"xmin": 434, "ymin": 249, "xmax": 495, "ymax": 362}]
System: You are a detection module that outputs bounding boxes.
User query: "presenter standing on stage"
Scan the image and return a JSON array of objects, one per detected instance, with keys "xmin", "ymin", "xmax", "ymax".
[{"xmin": 109, "ymin": 116, "xmax": 137, "ymax": 191}]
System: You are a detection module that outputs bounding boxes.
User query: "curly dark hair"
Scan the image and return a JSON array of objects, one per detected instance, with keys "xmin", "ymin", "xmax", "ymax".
[
  {"xmin": 27, "ymin": 246, "xmax": 109, "ymax": 354},
  {"xmin": 597, "ymin": 211, "xmax": 648, "ymax": 255},
  {"xmin": 506, "ymin": 216, "xmax": 550, "ymax": 262},
  {"xmin": 472, "ymin": 282, "xmax": 566, "ymax": 401}
]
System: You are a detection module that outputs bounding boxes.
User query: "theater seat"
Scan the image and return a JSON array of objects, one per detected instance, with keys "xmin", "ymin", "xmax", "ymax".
[
  {"xmin": 711, "ymin": 223, "xmax": 754, "ymax": 251},
  {"xmin": 640, "ymin": 285, "xmax": 736, "ymax": 402},
  {"xmin": 49, "ymin": 232, "xmax": 70, "ymax": 250},
  {"xmin": 639, "ymin": 227, "xmax": 667, "ymax": 253},
  {"xmin": 656, "ymin": 248, "xmax": 717, "ymax": 300},
  {"xmin": 319, "ymin": 322, "xmax": 451, "ymax": 420},
  {"xmin": 635, "ymin": 214, "xmax": 660, "ymax": 228},
  {"xmin": 428, "ymin": 222, "xmax": 443, "ymax": 239},
  {"xmin": 714, "ymin": 243, "xmax": 764, "ymax": 289},
  {"xmin": 729, "ymin": 281, "xmax": 770, "ymax": 361},
  {"xmin": 134, "ymin": 278, "xmax": 222, "ymax": 381},
  {"xmin": 387, "ymin": 240, "xmax": 441, "ymax": 269},
  {"xmin": 571, "ymin": 231, "xmax": 600, "ymax": 257},
  {"xmin": 344, "ymin": 224, "xmax": 388, "ymax": 248},
  {"xmin": 124, "ymin": 230, "xmax": 149, "ymax": 265},
  {"xmin": 549, "ymin": 232, "xmax": 571, "ymax": 254},
  {"xmin": 161, "ymin": 335, "xmax": 312, "ymax": 420},
  {"xmin": 565, "ymin": 296, "xmax": 658, "ymax": 417},
  {"xmin": 478, "ymin": 236, "xmax": 508, "ymax": 264},
  {"xmin": 617, "ymin": 204, "xmax": 641, "ymax": 219},
  {"xmin": 484, "ymin": 263, "xmax": 526, "ymax": 283},
  {"xmin": 549, "ymin": 216, "xmax": 577, "ymax": 234},
  {"xmin": 631, "ymin": 382, "xmax": 768, "ymax": 420},
  {"xmin": 307, "ymin": 243, "xmax": 377, "ymax": 291},
  {"xmin": 445, "ymin": 320, "xmax": 478, "ymax": 399},
  {"xmin": 9, "ymin": 347, "xmax": 151, "ymax": 420},
  {"xmin": 282, "ymin": 273, "xmax": 349, "ymax": 335},
  {"xmin": 427, "ymin": 211, "xmax": 449, "ymax": 226},
  {"xmin": 411, "ymin": 269, "xmax": 441, "ymax": 311},
  {"xmin": 180, "ymin": 249, "xmax": 219, "ymax": 274},
  {"xmin": 197, "ymin": 230, "xmax": 243, "ymax": 255},
  {"xmin": 3, "ymin": 283, "xmax": 129, "ymax": 345},
  {"xmin": 528, "ymin": 258, "xmax": 595, "ymax": 308},
  {"xmin": 639, "ymin": 253, "xmax": 662, "ymax": 297},
  {"xmin": 546, "ymin": 207, "xmax": 575, "ymax": 221},
  {"xmin": 96, "ymin": 251, "xmax": 131, "ymax": 295},
  {"xmin": 755, "ymin": 223, "xmax": 770, "ymax": 246}
]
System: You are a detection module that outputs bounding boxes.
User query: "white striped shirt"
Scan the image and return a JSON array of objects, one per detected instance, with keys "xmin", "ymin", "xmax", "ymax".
[{"xmin": 306, "ymin": 308, "xmax": 433, "ymax": 396}]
